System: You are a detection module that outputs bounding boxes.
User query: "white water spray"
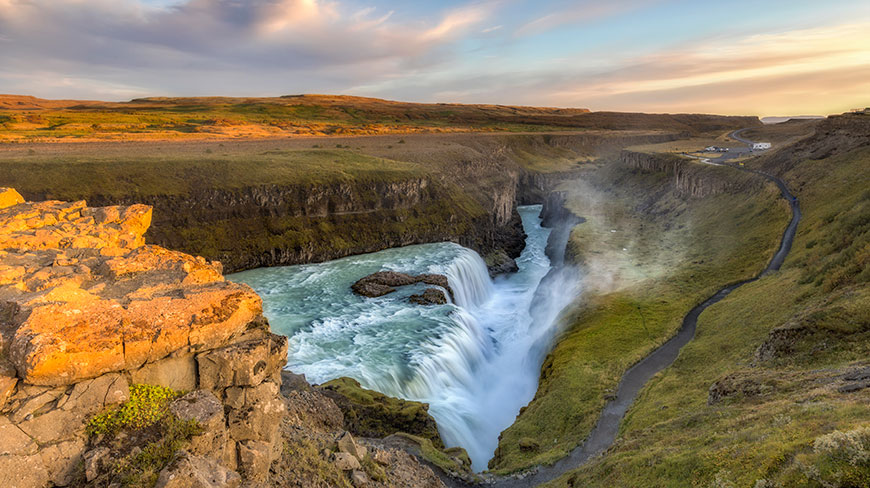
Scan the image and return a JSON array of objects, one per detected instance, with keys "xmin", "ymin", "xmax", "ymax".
[{"xmin": 230, "ymin": 205, "xmax": 582, "ymax": 471}]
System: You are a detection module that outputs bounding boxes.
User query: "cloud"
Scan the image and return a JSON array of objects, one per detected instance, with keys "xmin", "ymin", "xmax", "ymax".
[
  {"xmin": 544, "ymin": 21, "xmax": 870, "ymax": 114},
  {"xmin": 0, "ymin": 0, "xmax": 866, "ymax": 116},
  {"xmin": 515, "ymin": 0, "xmax": 658, "ymax": 36},
  {"xmin": 0, "ymin": 0, "xmax": 495, "ymax": 99}
]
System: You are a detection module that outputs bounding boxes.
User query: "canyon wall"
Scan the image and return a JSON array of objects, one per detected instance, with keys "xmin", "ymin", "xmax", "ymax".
[
  {"xmin": 619, "ymin": 150, "xmax": 762, "ymax": 198},
  {"xmin": 77, "ymin": 177, "xmax": 508, "ymax": 274},
  {"xmin": 10, "ymin": 132, "xmax": 683, "ymax": 275}
]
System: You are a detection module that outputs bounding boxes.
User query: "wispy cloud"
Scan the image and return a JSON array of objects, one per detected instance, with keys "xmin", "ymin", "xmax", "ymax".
[
  {"xmin": 0, "ymin": 0, "xmax": 496, "ymax": 98},
  {"xmin": 546, "ymin": 21, "xmax": 870, "ymax": 114},
  {"xmin": 419, "ymin": 2, "xmax": 498, "ymax": 41},
  {"xmin": 515, "ymin": 0, "xmax": 658, "ymax": 36}
]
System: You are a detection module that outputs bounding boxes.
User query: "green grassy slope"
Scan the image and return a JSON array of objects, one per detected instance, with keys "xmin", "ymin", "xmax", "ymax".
[
  {"xmin": 541, "ymin": 122, "xmax": 869, "ymax": 487},
  {"xmin": 490, "ymin": 151, "xmax": 790, "ymax": 472}
]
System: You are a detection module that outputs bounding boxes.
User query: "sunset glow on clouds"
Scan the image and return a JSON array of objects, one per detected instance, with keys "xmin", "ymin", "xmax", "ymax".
[{"xmin": 0, "ymin": 0, "xmax": 868, "ymax": 115}]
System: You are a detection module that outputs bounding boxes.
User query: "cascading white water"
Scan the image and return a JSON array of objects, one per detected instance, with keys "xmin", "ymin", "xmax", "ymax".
[
  {"xmin": 229, "ymin": 205, "xmax": 582, "ymax": 470},
  {"xmin": 442, "ymin": 251, "xmax": 494, "ymax": 308}
]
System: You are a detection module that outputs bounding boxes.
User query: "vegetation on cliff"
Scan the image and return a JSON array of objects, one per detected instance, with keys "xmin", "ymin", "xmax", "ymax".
[
  {"xmin": 80, "ymin": 384, "xmax": 200, "ymax": 488},
  {"xmin": 318, "ymin": 377, "xmax": 445, "ymax": 448}
]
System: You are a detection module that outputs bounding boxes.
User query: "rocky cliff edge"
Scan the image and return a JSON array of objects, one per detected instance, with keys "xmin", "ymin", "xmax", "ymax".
[{"xmin": 0, "ymin": 188, "xmax": 447, "ymax": 488}]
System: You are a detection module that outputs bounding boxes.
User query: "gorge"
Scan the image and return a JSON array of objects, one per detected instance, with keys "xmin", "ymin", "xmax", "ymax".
[{"xmin": 230, "ymin": 205, "xmax": 582, "ymax": 471}]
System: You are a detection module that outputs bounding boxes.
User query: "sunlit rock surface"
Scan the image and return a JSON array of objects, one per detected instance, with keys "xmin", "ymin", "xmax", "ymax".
[
  {"xmin": 0, "ymin": 189, "xmax": 282, "ymax": 487},
  {"xmin": 0, "ymin": 190, "xmax": 262, "ymax": 385}
]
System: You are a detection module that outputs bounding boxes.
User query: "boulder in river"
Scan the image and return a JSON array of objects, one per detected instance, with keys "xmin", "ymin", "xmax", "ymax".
[
  {"xmin": 351, "ymin": 271, "xmax": 453, "ymax": 301},
  {"xmin": 351, "ymin": 271, "xmax": 417, "ymax": 297},
  {"xmin": 409, "ymin": 289, "xmax": 448, "ymax": 306}
]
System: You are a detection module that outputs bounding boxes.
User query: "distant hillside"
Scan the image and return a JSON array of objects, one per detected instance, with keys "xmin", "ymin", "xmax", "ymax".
[{"xmin": 0, "ymin": 94, "xmax": 760, "ymax": 142}]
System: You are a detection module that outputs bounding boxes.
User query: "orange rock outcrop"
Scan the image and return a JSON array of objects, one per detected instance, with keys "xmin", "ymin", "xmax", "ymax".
[{"xmin": 0, "ymin": 188, "xmax": 262, "ymax": 386}]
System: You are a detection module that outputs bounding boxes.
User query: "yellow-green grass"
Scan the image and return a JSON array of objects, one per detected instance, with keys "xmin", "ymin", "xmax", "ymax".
[
  {"xmin": 0, "ymin": 95, "xmax": 757, "ymax": 142},
  {"xmin": 281, "ymin": 436, "xmax": 354, "ymax": 488},
  {"xmin": 0, "ymin": 148, "xmax": 425, "ymax": 200},
  {"xmin": 540, "ymin": 145, "xmax": 870, "ymax": 487},
  {"xmin": 0, "ymin": 99, "xmax": 576, "ymax": 142},
  {"xmin": 389, "ymin": 433, "xmax": 477, "ymax": 479},
  {"xmin": 83, "ymin": 384, "xmax": 201, "ymax": 488},
  {"xmin": 490, "ymin": 156, "xmax": 791, "ymax": 472}
]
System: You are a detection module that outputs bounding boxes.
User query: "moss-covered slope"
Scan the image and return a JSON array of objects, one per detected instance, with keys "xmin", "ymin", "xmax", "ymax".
[
  {"xmin": 490, "ymin": 145, "xmax": 789, "ymax": 473},
  {"xmin": 499, "ymin": 114, "xmax": 869, "ymax": 486},
  {"xmin": 545, "ymin": 137, "xmax": 869, "ymax": 487}
]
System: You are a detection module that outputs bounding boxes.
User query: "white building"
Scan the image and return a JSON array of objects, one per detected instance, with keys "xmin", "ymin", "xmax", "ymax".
[{"xmin": 752, "ymin": 142, "xmax": 772, "ymax": 151}]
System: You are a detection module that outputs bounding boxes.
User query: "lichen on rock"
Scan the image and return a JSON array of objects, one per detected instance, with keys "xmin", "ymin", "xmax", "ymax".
[{"xmin": 0, "ymin": 191, "xmax": 283, "ymax": 487}]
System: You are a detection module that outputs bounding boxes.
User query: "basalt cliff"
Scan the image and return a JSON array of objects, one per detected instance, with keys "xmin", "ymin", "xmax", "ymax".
[{"xmin": 0, "ymin": 188, "xmax": 448, "ymax": 488}]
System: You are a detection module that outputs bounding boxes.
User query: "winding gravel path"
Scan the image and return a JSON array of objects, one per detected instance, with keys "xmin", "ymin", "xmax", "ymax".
[{"xmin": 439, "ymin": 129, "xmax": 802, "ymax": 488}]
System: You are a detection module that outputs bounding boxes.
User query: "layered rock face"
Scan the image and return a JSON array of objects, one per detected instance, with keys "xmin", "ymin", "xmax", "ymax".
[
  {"xmin": 0, "ymin": 188, "xmax": 286, "ymax": 487},
  {"xmin": 619, "ymin": 150, "xmax": 761, "ymax": 198}
]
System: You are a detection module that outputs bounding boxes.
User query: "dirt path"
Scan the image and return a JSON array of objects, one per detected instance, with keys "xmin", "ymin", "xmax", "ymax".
[{"xmin": 438, "ymin": 130, "xmax": 802, "ymax": 488}]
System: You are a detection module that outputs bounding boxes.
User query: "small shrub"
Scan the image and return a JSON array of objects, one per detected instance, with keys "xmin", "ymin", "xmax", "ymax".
[
  {"xmin": 83, "ymin": 385, "xmax": 200, "ymax": 487},
  {"xmin": 797, "ymin": 427, "xmax": 870, "ymax": 488},
  {"xmin": 87, "ymin": 384, "xmax": 182, "ymax": 437},
  {"xmin": 111, "ymin": 417, "xmax": 201, "ymax": 487},
  {"xmin": 361, "ymin": 454, "xmax": 387, "ymax": 482}
]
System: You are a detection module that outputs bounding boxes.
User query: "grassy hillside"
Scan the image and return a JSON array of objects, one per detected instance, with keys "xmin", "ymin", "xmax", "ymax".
[
  {"xmin": 0, "ymin": 94, "xmax": 759, "ymax": 142},
  {"xmin": 490, "ymin": 149, "xmax": 790, "ymax": 472},
  {"xmin": 534, "ymin": 118, "xmax": 869, "ymax": 487}
]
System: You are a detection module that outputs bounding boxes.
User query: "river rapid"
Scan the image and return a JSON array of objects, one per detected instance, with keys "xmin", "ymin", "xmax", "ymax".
[{"xmin": 230, "ymin": 205, "xmax": 581, "ymax": 470}]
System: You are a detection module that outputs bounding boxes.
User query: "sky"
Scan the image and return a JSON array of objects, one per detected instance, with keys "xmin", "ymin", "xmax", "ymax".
[{"xmin": 1, "ymin": 0, "xmax": 869, "ymax": 116}]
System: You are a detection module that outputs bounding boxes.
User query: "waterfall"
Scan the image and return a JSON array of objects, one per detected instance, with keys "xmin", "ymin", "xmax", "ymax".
[
  {"xmin": 405, "ymin": 309, "xmax": 493, "ymax": 398},
  {"xmin": 229, "ymin": 205, "xmax": 583, "ymax": 472},
  {"xmin": 441, "ymin": 249, "xmax": 493, "ymax": 308}
]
